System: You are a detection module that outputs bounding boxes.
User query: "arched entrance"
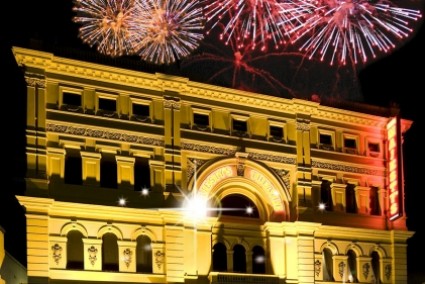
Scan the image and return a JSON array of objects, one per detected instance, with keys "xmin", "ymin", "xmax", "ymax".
[{"xmin": 188, "ymin": 156, "xmax": 291, "ymax": 222}]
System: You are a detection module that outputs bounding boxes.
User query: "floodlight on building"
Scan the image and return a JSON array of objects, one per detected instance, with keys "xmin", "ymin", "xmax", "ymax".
[{"xmin": 184, "ymin": 195, "xmax": 208, "ymax": 222}]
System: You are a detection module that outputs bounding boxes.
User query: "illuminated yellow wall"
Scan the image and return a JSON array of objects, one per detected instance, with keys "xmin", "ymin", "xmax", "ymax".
[{"xmin": 13, "ymin": 46, "xmax": 413, "ymax": 284}]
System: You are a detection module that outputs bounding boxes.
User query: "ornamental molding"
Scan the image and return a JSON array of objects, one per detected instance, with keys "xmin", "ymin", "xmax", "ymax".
[
  {"xmin": 248, "ymin": 152, "xmax": 296, "ymax": 165},
  {"xmin": 297, "ymin": 119, "xmax": 310, "ymax": 131},
  {"xmin": 46, "ymin": 122, "xmax": 164, "ymax": 146},
  {"xmin": 182, "ymin": 142, "xmax": 236, "ymax": 156},
  {"xmin": 51, "ymin": 243, "xmax": 62, "ymax": 265},
  {"xmin": 272, "ymin": 168, "xmax": 291, "ymax": 190},
  {"xmin": 312, "ymin": 160, "xmax": 382, "ymax": 176},
  {"xmin": 163, "ymin": 99, "xmax": 181, "ymax": 110},
  {"xmin": 25, "ymin": 75, "xmax": 45, "ymax": 88}
]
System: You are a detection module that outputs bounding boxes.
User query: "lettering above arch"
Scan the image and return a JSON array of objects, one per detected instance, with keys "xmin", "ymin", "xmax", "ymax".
[{"xmin": 191, "ymin": 157, "xmax": 291, "ymax": 221}]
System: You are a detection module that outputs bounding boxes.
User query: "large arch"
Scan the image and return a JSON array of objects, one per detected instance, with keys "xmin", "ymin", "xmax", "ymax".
[{"xmin": 188, "ymin": 156, "xmax": 291, "ymax": 222}]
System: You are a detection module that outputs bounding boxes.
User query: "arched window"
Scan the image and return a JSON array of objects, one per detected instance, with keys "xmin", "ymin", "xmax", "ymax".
[
  {"xmin": 66, "ymin": 230, "xmax": 84, "ymax": 269},
  {"xmin": 346, "ymin": 184, "xmax": 357, "ymax": 213},
  {"xmin": 219, "ymin": 194, "xmax": 259, "ymax": 218},
  {"xmin": 347, "ymin": 249, "xmax": 358, "ymax": 282},
  {"xmin": 322, "ymin": 248, "xmax": 334, "ymax": 281},
  {"xmin": 212, "ymin": 242, "xmax": 227, "ymax": 272},
  {"xmin": 252, "ymin": 245, "xmax": 266, "ymax": 274},
  {"xmin": 233, "ymin": 244, "xmax": 246, "ymax": 273},
  {"xmin": 320, "ymin": 180, "xmax": 333, "ymax": 211},
  {"xmin": 371, "ymin": 251, "xmax": 381, "ymax": 283},
  {"xmin": 136, "ymin": 235, "xmax": 152, "ymax": 273},
  {"xmin": 102, "ymin": 233, "xmax": 118, "ymax": 271}
]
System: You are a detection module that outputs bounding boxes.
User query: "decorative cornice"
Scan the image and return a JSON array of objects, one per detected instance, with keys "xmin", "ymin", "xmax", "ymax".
[
  {"xmin": 312, "ymin": 160, "xmax": 382, "ymax": 176},
  {"xmin": 46, "ymin": 123, "xmax": 164, "ymax": 146}
]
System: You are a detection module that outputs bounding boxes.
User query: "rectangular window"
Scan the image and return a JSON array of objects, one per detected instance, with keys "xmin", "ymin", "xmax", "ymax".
[
  {"xmin": 99, "ymin": 97, "xmax": 116, "ymax": 112},
  {"xmin": 133, "ymin": 103, "xmax": 149, "ymax": 117},
  {"xmin": 269, "ymin": 125, "xmax": 283, "ymax": 142},
  {"xmin": 344, "ymin": 138, "xmax": 356, "ymax": 148},
  {"xmin": 233, "ymin": 119, "xmax": 247, "ymax": 134},
  {"xmin": 343, "ymin": 135, "xmax": 358, "ymax": 154},
  {"xmin": 318, "ymin": 130, "xmax": 335, "ymax": 151},
  {"xmin": 320, "ymin": 134, "xmax": 332, "ymax": 145},
  {"xmin": 63, "ymin": 92, "xmax": 81, "ymax": 107},
  {"xmin": 194, "ymin": 113, "xmax": 209, "ymax": 128},
  {"xmin": 131, "ymin": 103, "xmax": 151, "ymax": 122},
  {"xmin": 59, "ymin": 87, "xmax": 83, "ymax": 112}
]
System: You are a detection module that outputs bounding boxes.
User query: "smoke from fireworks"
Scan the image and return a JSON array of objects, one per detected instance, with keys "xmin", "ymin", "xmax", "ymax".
[
  {"xmin": 73, "ymin": 0, "xmax": 137, "ymax": 57},
  {"xmin": 131, "ymin": 0, "xmax": 205, "ymax": 65},
  {"xmin": 289, "ymin": 0, "xmax": 422, "ymax": 66}
]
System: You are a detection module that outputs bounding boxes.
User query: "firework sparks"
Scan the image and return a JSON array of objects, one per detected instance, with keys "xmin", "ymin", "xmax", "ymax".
[
  {"xmin": 203, "ymin": 0, "xmax": 311, "ymax": 52},
  {"xmin": 130, "ymin": 0, "xmax": 205, "ymax": 65},
  {"xmin": 73, "ymin": 0, "xmax": 137, "ymax": 57},
  {"xmin": 289, "ymin": 0, "xmax": 422, "ymax": 66},
  {"xmin": 181, "ymin": 27, "xmax": 305, "ymax": 97}
]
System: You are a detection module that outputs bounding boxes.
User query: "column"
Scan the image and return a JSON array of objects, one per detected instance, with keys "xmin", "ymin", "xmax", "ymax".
[
  {"xmin": 83, "ymin": 238, "xmax": 102, "ymax": 271},
  {"xmin": 355, "ymin": 186, "xmax": 371, "ymax": 214},
  {"xmin": 357, "ymin": 256, "xmax": 372, "ymax": 283},
  {"xmin": 332, "ymin": 255, "xmax": 348, "ymax": 282},
  {"xmin": 46, "ymin": 147, "xmax": 66, "ymax": 181},
  {"xmin": 330, "ymin": 183, "xmax": 347, "ymax": 212},
  {"xmin": 50, "ymin": 236, "xmax": 67, "ymax": 269},
  {"xmin": 151, "ymin": 242, "xmax": 165, "ymax": 274},
  {"xmin": 81, "ymin": 151, "xmax": 101, "ymax": 186},
  {"xmin": 116, "ymin": 155, "xmax": 135, "ymax": 190},
  {"xmin": 117, "ymin": 240, "xmax": 136, "ymax": 272}
]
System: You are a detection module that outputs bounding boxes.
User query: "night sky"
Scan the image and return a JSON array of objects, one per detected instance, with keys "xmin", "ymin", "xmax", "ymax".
[{"xmin": 1, "ymin": 0, "xmax": 424, "ymax": 281}]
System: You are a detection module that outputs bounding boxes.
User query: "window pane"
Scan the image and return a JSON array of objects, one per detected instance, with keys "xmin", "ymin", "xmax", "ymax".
[{"xmin": 99, "ymin": 98, "xmax": 116, "ymax": 112}]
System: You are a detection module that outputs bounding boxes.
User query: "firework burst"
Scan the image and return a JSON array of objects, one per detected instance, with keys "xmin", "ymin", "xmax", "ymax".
[
  {"xmin": 203, "ymin": 0, "xmax": 311, "ymax": 52},
  {"xmin": 73, "ymin": 0, "xmax": 137, "ymax": 57},
  {"xmin": 181, "ymin": 26, "xmax": 305, "ymax": 97},
  {"xmin": 130, "ymin": 0, "xmax": 205, "ymax": 65},
  {"xmin": 289, "ymin": 0, "xmax": 422, "ymax": 66}
]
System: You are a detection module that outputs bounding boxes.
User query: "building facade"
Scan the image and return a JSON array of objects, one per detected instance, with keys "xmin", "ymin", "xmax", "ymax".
[{"xmin": 12, "ymin": 46, "xmax": 413, "ymax": 284}]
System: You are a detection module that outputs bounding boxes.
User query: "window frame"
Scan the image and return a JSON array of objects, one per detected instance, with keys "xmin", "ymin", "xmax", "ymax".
[
  {"xmin": 191, "ymin": 107, "xmax": 212, "ymax": 131},
  {"xmin": 130, "ymin": 97, "xmax": 152, "ymax": 122},
  {"xmin": 343, "ymin": 133, "xmax": 359, "ymax": 154},
  {"xmin": 96, "ymin": 92, "xmax": 118, "ymax": 117},
  {"xmin": 366, "ymin": 139, "xmax": 382, "ymax": 158},
  {"xmin": 231, "ymin": 114, "xmax": 249, "ymax": 137},
  {"xmin": 318, "ymin": 129, "xmax": 335, "ymax": 151},
  {"xmin": 268, "ymin": 120, "xmax": 286, "ymax": 143},
  {"xmin": 59, "ymin": 86, "xmax": 83, "ymax": 112}
]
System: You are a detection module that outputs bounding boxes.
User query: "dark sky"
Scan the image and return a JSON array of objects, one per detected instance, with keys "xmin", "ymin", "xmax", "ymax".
[{"xmin": 1, "ymin": 0, "xmax": 424, "ymax": 281}]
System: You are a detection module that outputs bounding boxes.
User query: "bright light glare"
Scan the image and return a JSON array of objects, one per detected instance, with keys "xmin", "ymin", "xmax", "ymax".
[
  {"xmin": 318, "ymin": 203, "xmax": 326, "ymax": 211},
  {"xmin": 118, "ymin": 197, "xmax": 127, "ymax": 206},
  {"xmin": 184, "ymin": 195, "xmax": 208, "ymax": 221},
  {"xmin": 246, "ymin": 206, "xmax": 254, "ymax": 215},
  {"xmin": 141, "ymin": 187, "xmax": 149, "ymax": 196}
]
